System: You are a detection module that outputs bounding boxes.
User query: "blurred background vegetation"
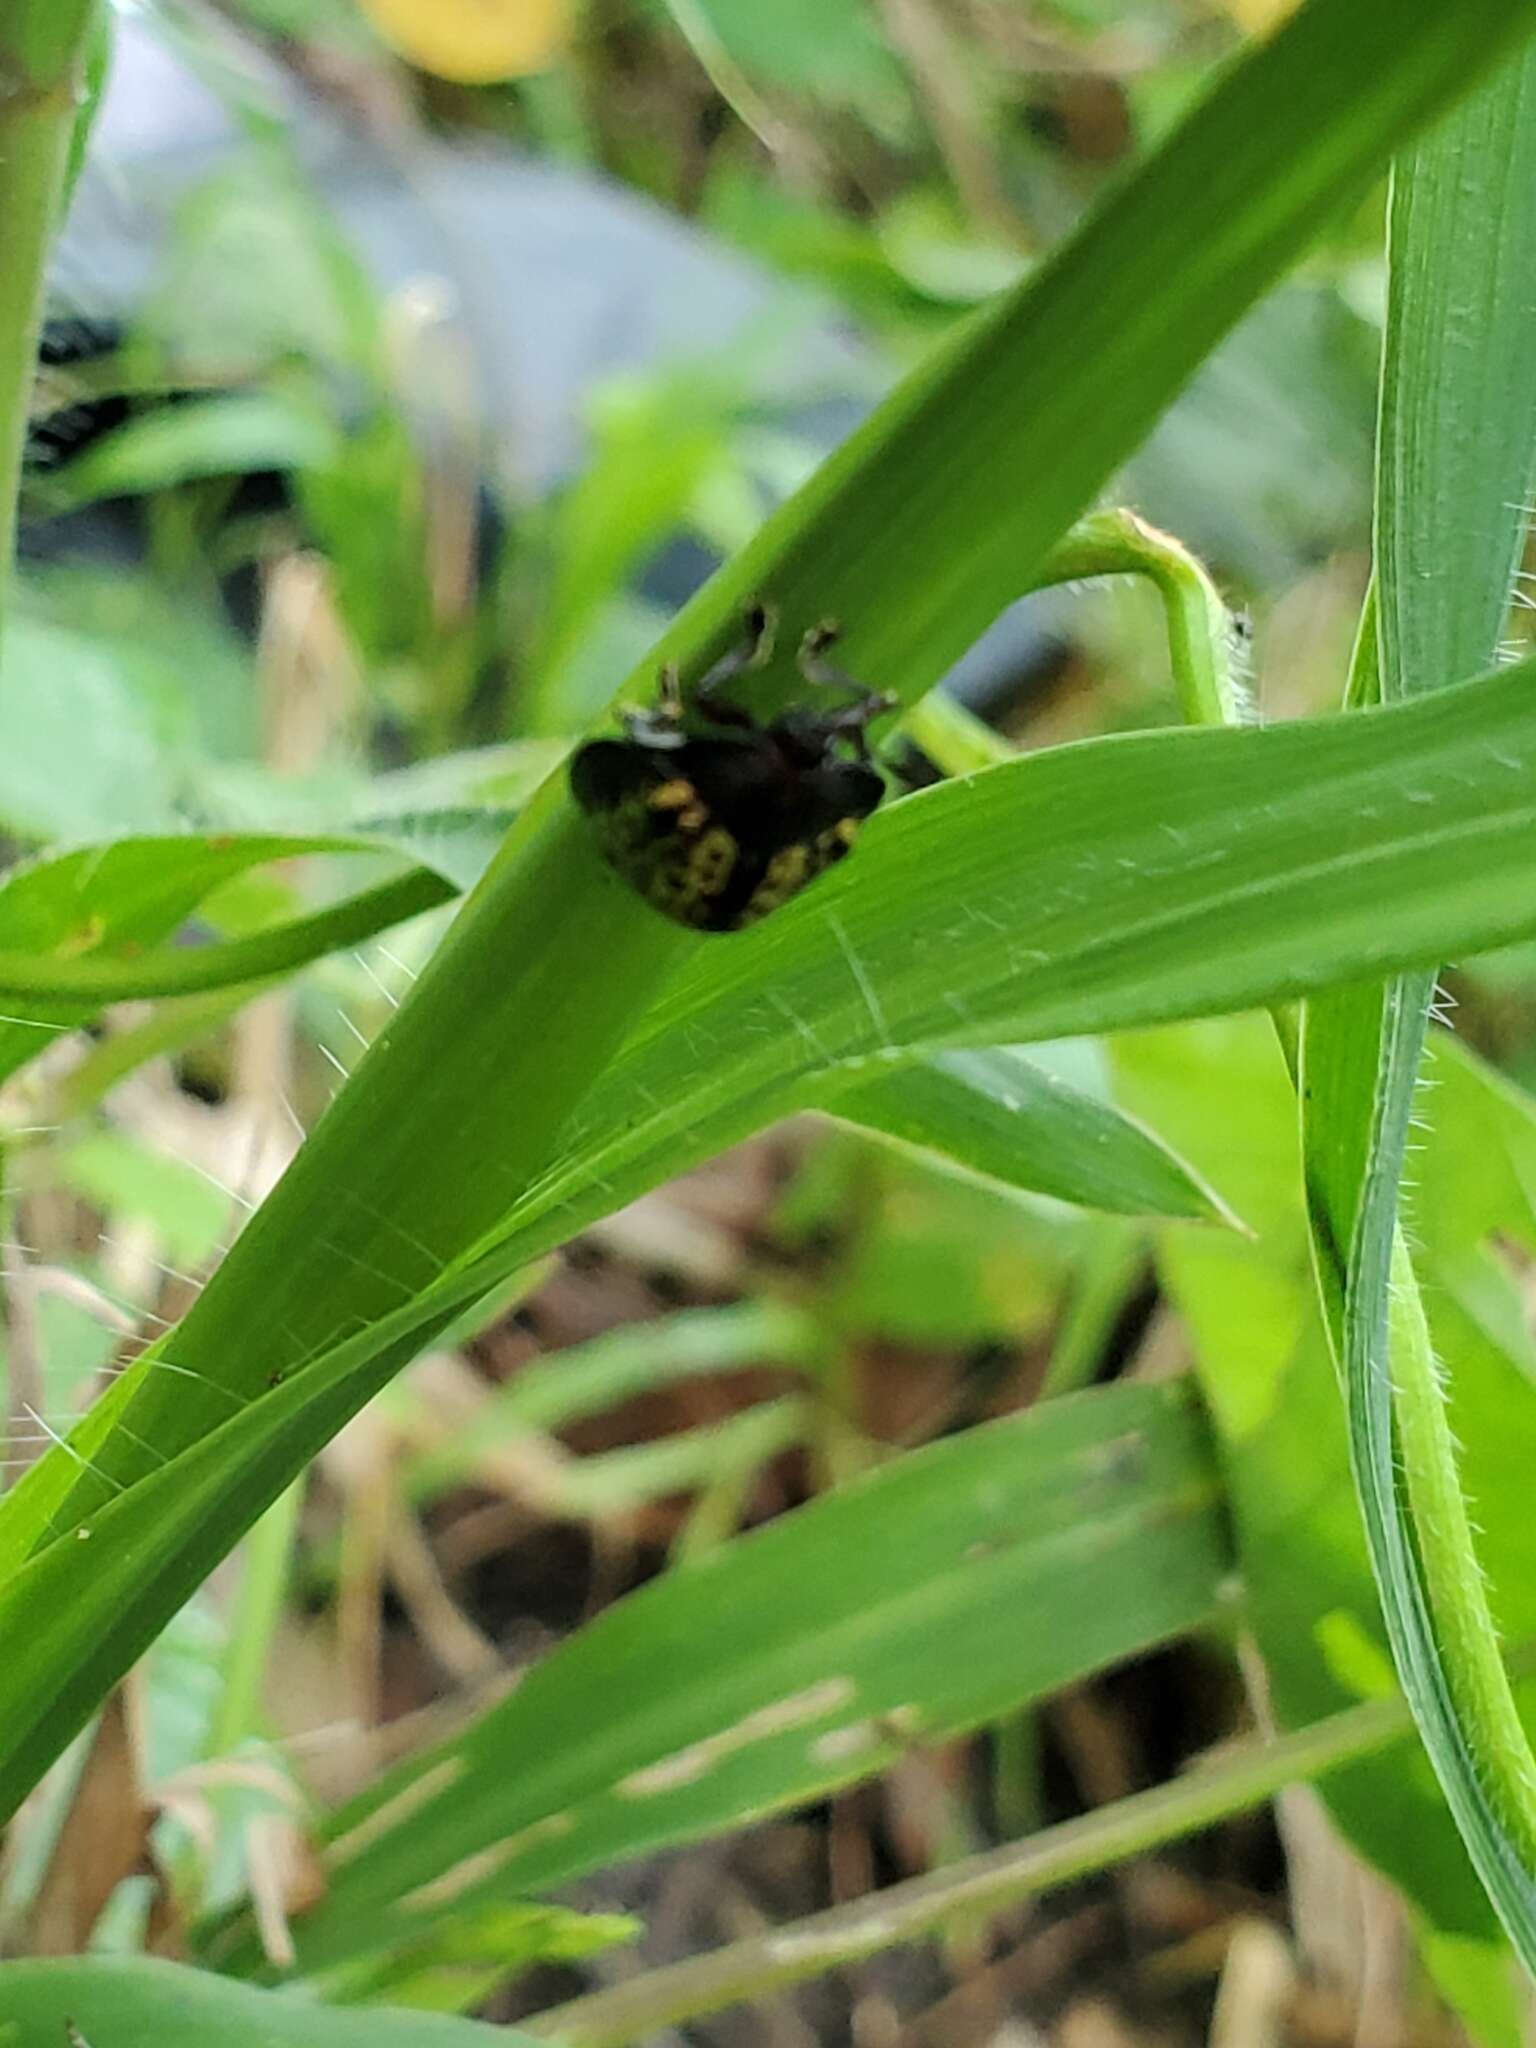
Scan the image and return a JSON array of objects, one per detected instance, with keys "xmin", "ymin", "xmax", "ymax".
[{"xmin": 10, "ymin": 3, "xmax": 1536, "ymax": 2044}]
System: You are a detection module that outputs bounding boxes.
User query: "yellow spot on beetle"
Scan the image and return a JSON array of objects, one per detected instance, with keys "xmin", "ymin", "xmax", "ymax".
[{"xmin": 647, "ymin": 778, "xmax": 697, "ymax": 812}]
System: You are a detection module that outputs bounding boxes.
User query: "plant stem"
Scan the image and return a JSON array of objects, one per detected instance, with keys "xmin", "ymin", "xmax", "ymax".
[
  {"xmin": 1040, "ymin": 508, "xmax": 1247, "ymax": 730},
  {"xmin": 904, "ymin": 507, "xmax": 1244, "ymax": 778},
  {"xmin": 1311, "ymin": 45, "xmax": 1536, "ymax": 1961},
  {"xmin": 0, "ymin": 6, "xmax": 98, "ymax": 641},
  {"xmin": 525, "ymin": 1689, "xmax": 1422, "ymax": 2047},
  {"xmin": 1388, "ymin": 1231, "xmax": 1536, "ymax": 1864}
]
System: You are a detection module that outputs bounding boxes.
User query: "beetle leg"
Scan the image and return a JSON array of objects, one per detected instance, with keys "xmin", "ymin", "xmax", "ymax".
[
  {"xmin": 620, "ymin": 662, "xmax": 690, "ymax": 748},
  {"xmin": 797, "ymin": 621, "xmax": 893, "ymax": 758},
  {"xmin": 692, "ymin": 599, "xmax": 778, "ymax": 725}
]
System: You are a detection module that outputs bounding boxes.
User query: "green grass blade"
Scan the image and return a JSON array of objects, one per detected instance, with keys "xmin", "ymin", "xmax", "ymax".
[
  {"xmin": 821, "ymin": 1046, "xmax": 1237, "ymax": 1222},
  {"xmin": 33, "ymin": 390, "xmax": 339, "ymax": 507},
  {"xmin": 0, "ymin": 1246, "xmax": 586, "ymax": 1810},
  {"xmin": 1301, "ymin": 43, "xmax": 1536, "ymax": 1967},
  {"xmin": 0, "ymin": 1956, "xmax": 534, "ymax": 2045},
  {"xmin": 687, "ymin": 0, "xmax": 1536, "ymax": 712},
  {"xmin": 529, "ymin": 1687, "xmax": 1441, "ymax": 2047},
  {"xmin": 0, "ymin": 826, "xmax": 485, "ymax": 1080},
  {"xmin": 1118, "ymin": 1015, "xmax": 1536, "ymax": 2016},
  {"xmin": 0, "ymin": 869, "xmax": 452, "ymax": 1007},
  {"xmin": 0, "ymin": 2, "xmax": 98, "ymax": 635},
  {"xmin": 403, "ymin": 1300, "xmax": 820, "ymax": 1501},
  {"xmin": 209, "ymin": 1381, "xmax": 1224, "ymax": 1976}
]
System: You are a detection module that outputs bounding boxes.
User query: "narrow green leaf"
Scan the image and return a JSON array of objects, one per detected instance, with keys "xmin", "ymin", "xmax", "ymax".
[
  {"xmin": 686, "ymin": 0, "xmax": 1536, "ymax": 718},
  {"xmin": 1119, "ymin": 1017, "xmax": 1523, "ymax": 1977},
  {"xmin": 0, "ymin": 1, "xmax": 98, "ymax": 636},
  {"xmin": 9, "ymin": 654, "xmax": 1536, "ymax": 1746},
  {"xmin": 0, "ymin": 1261, "xmax": 496, "ymax": 1810},
  {"xmin": 528, "ymin": 1686, "xmax": 1454, "ymax": 2048},
  {"xmin": 531, "ymin": 1399, "xmax": 805, "ymax": 1520},
  {"xmin": 214, "ymin": 1380, "xmax": 1226, "ymax": 1976},
  {"xmin": 404, "ymin": 1300, "xmax": 820, "ymax": 1501},
  {"xmin": 823, "ymin": 1046, "xmax": 1236, "ymax": 1222},
  {"xmin": 32, "ymin": 391, "xmax": 339, "ymax": 510},
  {"xmin": 0, "ymin": 1955, "xmax": 532, "ymax": 2045},
  {"xmin": 1301, "ymin": 42, "xmax": 1536, "ymax": 1966},
  {"xmin": 60, "ymin": 0, "xmax": 109, "ymax": 202},
  {"xmin": 0, "ymin": 828, "xmax": 473, "ymax": 1081},
  {"xmin": 314, "ymin": 1902, "xmax": 638, "ymax": 2016}
]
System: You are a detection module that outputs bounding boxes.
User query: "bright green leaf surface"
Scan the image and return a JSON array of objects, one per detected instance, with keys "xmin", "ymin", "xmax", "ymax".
[
  {"xmin": 315, "ymin": 1901, "xmax": 638, "ymax": 2015},
  {"xmin": 824, "ymin": 1045, "xmax": 1234, "ymax": 1222}
]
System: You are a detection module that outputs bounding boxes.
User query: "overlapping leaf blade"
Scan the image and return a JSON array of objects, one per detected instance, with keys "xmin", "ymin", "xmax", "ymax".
[
  {"xmin": 819, "ymin": 1045, "xmax": 1235, "ymax": 1221},
  {"xmin": 0, "ymin": 1956, "xmax": 531, "ymax": 2045},
  {"xmin": 216, "ymin": 1383, "xmax": 1226, "ymax": 1976},
  {"xmin": 1300, "ymin": 43, "xmax": 1536, "ymax": 1967}
]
